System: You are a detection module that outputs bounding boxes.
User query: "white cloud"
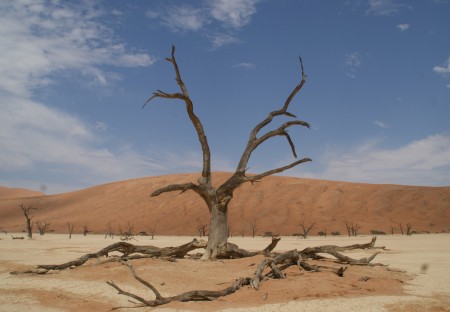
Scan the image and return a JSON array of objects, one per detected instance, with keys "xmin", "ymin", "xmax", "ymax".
[
  {"xmin": 158, "ymin": 5, "xmax": 207, "ymax": 32},
  {"xmin": 396, "ymin": 23, "xmax": 410, "ymax": 31},
  {"xmin": 373, "ymin": 120, "xmax": 389, "ymax": 128},
  {"xmin": 0, "ymin": 1, "xmax": 160, "ymax": 194},
  {"xmin": 208, "ymin": 0, "xmax": 259, "ymax": 28},
  {"xmin": 146, "ymin": 0, "xmax": 260, "ymax": 48},
  {"xmin": 233, "ymin": 62, "xmax": 256, "ymax": 69},
  {"xmin": 367, "ymin": 0, "xmax": 410, "ymax": 16},
  {"xmin": 345, "ymin": 52, "xmax": 362, "ymax": 78},
  {"xmin": 209, "ymin": 33, "xmax": 241, "ymax": 49},
  {"xmin": 433, "ymin": 57, "xmax": 450, "ymax": 75},
  {"xmin": 0, "ymin": 1, "xmax": 155, "ymax": 97},
  {"xmin": 300, "ymin": 134, "xmax": 450, "ymax": 186}
]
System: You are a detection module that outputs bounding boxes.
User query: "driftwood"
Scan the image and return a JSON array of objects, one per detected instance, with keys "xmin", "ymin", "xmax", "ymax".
[
  {"xmin": 216, "ymin": 237, "xmax": 281, "ymax": 259},
  {"xmin": 9, "ymin": 237, "xmax": 281, "ymax": 275},
  {"xmin": 107, "ymin": 237, "xmax": 382, "ymax": 308},
  {"xmin": 11, "ymin": 239, "xmax": 208, "ymax": 275}
]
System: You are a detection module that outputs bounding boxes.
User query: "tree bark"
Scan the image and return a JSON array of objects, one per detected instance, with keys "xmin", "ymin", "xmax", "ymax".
[{"xmin": 202, "ymin": 203, "xmax": 229, "ymax": 260}]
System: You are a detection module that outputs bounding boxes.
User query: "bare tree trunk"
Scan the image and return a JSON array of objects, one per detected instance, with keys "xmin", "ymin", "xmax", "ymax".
[{"xmin": 202, "ymin": 203, "xmax": 228, "ymax": 260}]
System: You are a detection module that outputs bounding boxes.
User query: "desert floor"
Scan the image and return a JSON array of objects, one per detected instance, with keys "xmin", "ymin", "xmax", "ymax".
[{"xmin": 1, "ymin": 234, "xmax": 449, "ymax": 311}]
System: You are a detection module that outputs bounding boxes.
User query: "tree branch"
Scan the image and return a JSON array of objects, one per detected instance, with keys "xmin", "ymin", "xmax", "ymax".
[
  {"xmin": 151, "ymin": 182, "xmax": 199, "ymax": 197},
  {"xmin": 143, "ymin": 46, "xmax": 212, "ymax": 180},
  {"xmin": 246, "ymin": 158, "xmax": 312, "ymax": 182},
  {"xmin": 229, "ymin": 56, "xmax": 309, "ymax": 187}
]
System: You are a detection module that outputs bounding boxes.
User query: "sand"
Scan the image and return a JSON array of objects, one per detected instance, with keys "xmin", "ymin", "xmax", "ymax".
[
  {"xmin": 1, "ymin": 233, "xmax": 449, "ymax": 311},
  {"xmin": 1, "ymin": 173, "xmax": 449, "ymax": 237}
]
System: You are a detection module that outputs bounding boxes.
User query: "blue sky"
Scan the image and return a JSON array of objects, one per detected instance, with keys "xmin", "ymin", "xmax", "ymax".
[{"xmin": 1, "ymin": 0, "xmax": 449, "ymax": 194}]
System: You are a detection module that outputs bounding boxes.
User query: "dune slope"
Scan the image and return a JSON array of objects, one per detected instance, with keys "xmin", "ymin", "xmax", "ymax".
[{"xmin": 1, "ymin": 172, "xmax": 449, "ymax": 236}]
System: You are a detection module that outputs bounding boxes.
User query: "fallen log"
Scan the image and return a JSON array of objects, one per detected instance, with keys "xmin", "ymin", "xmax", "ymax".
[{"xmin": 10, "ymin": 238, "xmax": 208, "ymax": 275}]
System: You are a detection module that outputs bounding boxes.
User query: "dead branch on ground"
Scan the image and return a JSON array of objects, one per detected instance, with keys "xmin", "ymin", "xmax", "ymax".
[{"xmin": 107, "ymin": 237, "xmax": 382, "ymax": 308}]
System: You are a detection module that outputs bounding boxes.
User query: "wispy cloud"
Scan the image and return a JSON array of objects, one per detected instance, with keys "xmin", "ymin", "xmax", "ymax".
[
  {"xmin": 433, "ymin": 57, "xmax": 450, "ymax": 75},
  {"xmin": 208, "ymin": 0, "xmax": 259, "ymax": 28},
  {"xmin": 146, "ymin": 0, "xmax": 261, "ymax": 48},
  {"xmin": 373, "ymin": 120, "xmax": 390, "ymax": 128},
  {"xmin": 0, "ymin": 1, "xmax": 155, "ymax": 98},
  {"xmin": 147, "ymin": 5, "xmax": 207, "ymax": 32},
  {"xmin": 233, "ymin": 62, "xmax": 256, "ymax": 69},
  {"xmin": 300, "ymin": 134, "xmax": 450, "ymax": 186},
  {"xmin": 0, "ymin": 1, "xmax": 158, "ymax": 194},
  {"xmin": 396, "ymin": 23, "xmax": 410, "ymax": 31},
  {"xmin": 367, "ymin": 0, "xmax": 410, "ymax": 16},
  {"xmin": 345, "ymin": 52, "xmax": 362, "ymax": 78}
]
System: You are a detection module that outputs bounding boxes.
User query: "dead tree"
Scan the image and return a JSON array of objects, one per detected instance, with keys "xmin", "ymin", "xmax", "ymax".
[
  {"xmin": 344, "ymin": 219, "xmax": 352, "ymax": 237},
  {"xmin": 197, "ymin": 224, "xmax": 208, "ymax": 237},
  {"xmin": 67, "ymin": 222, "xmax": 75, "ymax": 239},
  {"xmin": 406, "ymin": 223, "xmax": 413, "ymax": 235},
  {"xmin": 250, "ymin": 221, "xmax": 258, "ymax": 238},
  {"xmin": 145, "ymin": 46, "xmax": 311, "ymax": 260},
  {"xmin": 120, "ymin": 221, "xmax": 135, "ymax": 240},
  {"xmin": 298, "ymin": 219, "xmax": 316, "ymax": 239},
  {"xmin": 149, "ymin": 224, "xmax": 156, "ymax": 240},
  {"xmin": 83, "ymin": 225, "xmax": 90, "ymax": 236},
  {"xmin": 389, "ymin": 225, "xmax": 396, "ymax": 235},
  {"xmin": 351, "ymin": 223, "xmax": 361, "ymax": 236},
  {"xmin": 36, "ymin": 221, "xmax": 51, "ymax": 235},
  {"xmin": 398, "ymin": 223, "xmax": 404, "ymax": 235},
  {"xmin": 105, "ymin": 222, "xmax": 115, "ymax": 239},
  {"xmin": 239, "ymin": 225, "xmax": 245, "ymax": 237},
  {"xmin": 344, "ymin": 219, "xmax": 360, "ymax": 237},
  {"xmin": 19, "ymin": 203, "xmax": 36, "ymax": 239}
]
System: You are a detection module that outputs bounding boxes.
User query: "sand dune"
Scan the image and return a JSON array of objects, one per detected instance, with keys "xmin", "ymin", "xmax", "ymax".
[{"xmin": 1, "ymin": 172, "xmax": 449, "ymax": 236}]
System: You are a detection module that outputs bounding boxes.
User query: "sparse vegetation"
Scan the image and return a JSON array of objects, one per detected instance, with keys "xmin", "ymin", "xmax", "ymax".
[{"xmin": 370, "ymin": 229, "xmax": 386, "ymax": 235}]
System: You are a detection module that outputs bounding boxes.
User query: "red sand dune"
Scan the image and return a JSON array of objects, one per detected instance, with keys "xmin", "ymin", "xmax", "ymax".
[{"xmin": 1, "ymin": 172, "xmax": 449, "ymax": 236}]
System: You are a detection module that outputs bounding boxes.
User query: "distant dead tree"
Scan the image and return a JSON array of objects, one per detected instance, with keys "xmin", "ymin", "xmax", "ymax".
[
  {"xmin": 239, "ymin": 225, "xmax": 245, "ymax": 237},
  {"xmin": 83, "ymin": 225, "xmax": 90, "ymax": 236},
  {"xmin": 120, "ymin": 221, "xmax": 135, "ymax": 241},
  {"xmin": 318, "ymin": 225, "xmax": 328, "ymax": 237},
  {"xmin": 389, "ymin": 226, "xmax": 396, "ymax": 235},
  {"xmin": 197, "ymin": 223, "xmax": 208, "ymax": 237},
  {"xmin": 344, "ymin": 219, "xmax": 352, "ymax": 237},
  {"xmin": 250, "ymin": 221, "xmax": 258, "ymax": 238},
  {"xmin": 146, "ymin": 46, "xmax": 311, "ymax": 259},
  {"xmin": 149, "ymin": 224, "xmax": 157, "ymax": 240},
  {"xmin": 398, "ymin": 223, "xmax": 404, "ymax": 235},
  {"xmin": 36, "ymin": 221, "xmax": 51, "ymax": 235},
  {"xmin": 406, "ymin": 223, "xmax": 413, "ymax": 235},
  {"xmin": 343, "ymin": 219, "xmax": 360, "ymax": 237},
  {"xmin": 105, "ymin": 222, "xmax": 115, "ymax": 239},
  {"xmin": 298, "ymin": 218, "xmax": 316, "ymax": 239},
  {"xmin": 19, "ymin": 203, "xmax": 36, "ymax": 239},
  {"xmin": 67, "ymin": 223, "xmax": 75, "ymax": 239},
  {"xmin": 351, "ymin": 223, "xmax": 361, "ymax": 236}
]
